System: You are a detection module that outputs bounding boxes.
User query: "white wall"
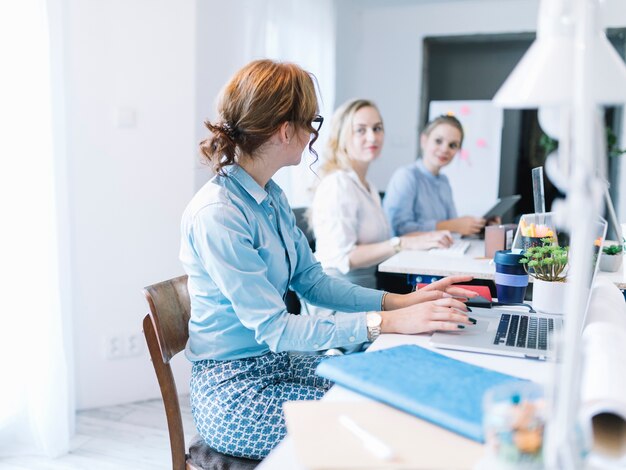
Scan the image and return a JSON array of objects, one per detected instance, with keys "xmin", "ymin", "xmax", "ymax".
[
  {"xmin": 334, "ymin": 0, "xmax": 626, "ymax": 220},
  {"xmin": 63, "ymin": 0, "xmax": 197, "ymax": 409},
  {"xmin": 194, "ymin": 0, "xmax": 249, "ymax": 190}
]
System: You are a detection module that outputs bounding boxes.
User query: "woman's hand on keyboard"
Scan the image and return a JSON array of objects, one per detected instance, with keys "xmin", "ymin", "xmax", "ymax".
[
  {"xmin": 384, "ymin": 276, "xmax": 478, "ymax": 311},
  {"xmin": 401, "ymin": 230, "xmax": 453, "ymax": 250},
  {"xmin": 381, "ymin": 297, "xmax": 473, "ymax": 334}
]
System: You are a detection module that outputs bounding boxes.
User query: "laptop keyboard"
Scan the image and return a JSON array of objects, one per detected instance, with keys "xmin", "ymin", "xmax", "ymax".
[
  {"xmin": 429, "ymin": 240, "xmax": 470, "ymax": 257},
  {"xmin": 494, "ymin": 313, "xmax": 555, "ymax": 350}
]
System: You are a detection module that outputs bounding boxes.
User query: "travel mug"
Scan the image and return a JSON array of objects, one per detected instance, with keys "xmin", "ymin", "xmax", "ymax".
[{"xmin": 494, "ymin": 250, "xmax": 529, "ymax": 303}]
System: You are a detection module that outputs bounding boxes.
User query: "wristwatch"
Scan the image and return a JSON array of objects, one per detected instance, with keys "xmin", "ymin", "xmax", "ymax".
[
  {"xmin": 390, "ymin": 236, "xmax": 402, "ymax": 253},
  {"xmin": 366, "ymin": 312, "xmax": 383, "ymax": 342}
]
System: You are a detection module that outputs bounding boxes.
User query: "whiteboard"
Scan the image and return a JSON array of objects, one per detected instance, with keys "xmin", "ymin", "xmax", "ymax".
[{"xmin": 428, "ymin": 100, "xmax": 503, "ymax": 217}]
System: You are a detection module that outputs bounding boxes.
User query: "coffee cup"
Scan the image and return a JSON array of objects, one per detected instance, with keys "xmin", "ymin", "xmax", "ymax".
[{"xmin": 494, "ymin": 250, "xmax": 528, "ymax": 304}]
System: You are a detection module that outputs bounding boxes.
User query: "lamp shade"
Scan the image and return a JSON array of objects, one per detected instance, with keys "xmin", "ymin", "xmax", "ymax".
[
  {"xmin": 493, "ymin": 0, "xmax": 626, "ymax": 108},
  {"xmin": 493, "ymin": 36, "xmax": 573, "ymax": 108}
]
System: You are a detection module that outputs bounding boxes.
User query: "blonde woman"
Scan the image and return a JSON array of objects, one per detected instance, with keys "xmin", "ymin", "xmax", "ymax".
[
  {"xmin": 384, "ymin": 115, "xmax": 496, "ymax": 236},
  {"xmin": 310, "ymin": 99, "xmax": 453, "ymax": 290}
]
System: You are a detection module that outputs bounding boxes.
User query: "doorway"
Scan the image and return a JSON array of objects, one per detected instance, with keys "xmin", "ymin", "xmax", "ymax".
[{"xmin": 422, "ymin": 31, "xmax": 626, "ymax": 227}]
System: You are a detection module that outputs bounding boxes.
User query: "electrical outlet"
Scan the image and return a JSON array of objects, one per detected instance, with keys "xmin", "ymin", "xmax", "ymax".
[
  {"xmin": 104, "ymin": 333, "xmax": 145, "ymax": 359},
  {"xmin": 127, "ymin": 333, "xmax": 144, "ymax": 357},
  {"xmin": 104, "ymin": 335, "xmax": 125, "ymax": 360}
]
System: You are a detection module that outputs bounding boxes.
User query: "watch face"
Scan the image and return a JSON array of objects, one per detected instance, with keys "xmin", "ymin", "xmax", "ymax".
[{"xmin": 367, "ymin": 312, "xmax": 382, "ymax": 327}]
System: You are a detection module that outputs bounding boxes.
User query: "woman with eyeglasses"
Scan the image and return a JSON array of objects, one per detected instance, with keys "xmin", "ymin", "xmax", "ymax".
[
  {"xmin": 384, "ymin": 115, "xmax": 497, "ymax": 236},
  {"xmin": 180, "ymin": 60, "xmax": 476, "ymax": 459},
  {"xmin": 309, "ymin": 99, "xmax": 454, "ymax": 294}
]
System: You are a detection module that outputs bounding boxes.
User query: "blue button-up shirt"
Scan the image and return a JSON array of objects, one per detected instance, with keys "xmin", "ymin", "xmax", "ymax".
[
  {"xmin": 180, "ymin": 165, "xmax": 382, "ymax": 361},
  {"xmin": 383, "ymin": 160, "xmax": 458, "ymax": 235}
]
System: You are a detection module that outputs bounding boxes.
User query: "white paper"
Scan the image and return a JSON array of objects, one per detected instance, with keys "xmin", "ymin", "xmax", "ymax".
[{"xmin": 580, "ymin": 278, "xmax": 626, "ymax": 465}]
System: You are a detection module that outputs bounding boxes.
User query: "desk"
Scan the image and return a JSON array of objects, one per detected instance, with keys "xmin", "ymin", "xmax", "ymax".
[
  {"xmin": 378, "ymin": 240, "xmax": 626, "ymax": 290},
  {"xmin": 258, "ymin": 328, "xmax": 550, "ymax": 470}
]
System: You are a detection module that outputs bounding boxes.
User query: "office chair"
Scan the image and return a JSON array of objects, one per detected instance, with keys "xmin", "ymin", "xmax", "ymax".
[
  {"xmin": 285, "ymin": 207, "xmax": 318, "ymax": 314},
  {"xmin": 142, "ymin": 275, "xmax": 259, "ymax": 470},
  {"xmin": 292, "ymin": 207, "xmax": 316, "ymax": 252}
]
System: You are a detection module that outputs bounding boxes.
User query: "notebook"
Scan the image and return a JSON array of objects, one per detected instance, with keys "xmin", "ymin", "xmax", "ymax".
[
  {"xmin": 416, "ymin": 283, "xmax": 493, "ymax": 308},
  {"xmin": 315, "ymin": 344, "xmax": 526, "ymax": 442},
  {"xmin": 430, "ymin": 217, "xmax": 608, "ymax": 361}
]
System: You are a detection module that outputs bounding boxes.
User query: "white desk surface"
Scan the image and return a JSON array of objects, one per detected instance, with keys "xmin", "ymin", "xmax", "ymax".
[
  {"xmin": 378, "ymin": 240, "xmax": 626, "ymax": 289},
  {"xmin": 258, "ymin": 327, "xmax": 551, "ymax": 470}
]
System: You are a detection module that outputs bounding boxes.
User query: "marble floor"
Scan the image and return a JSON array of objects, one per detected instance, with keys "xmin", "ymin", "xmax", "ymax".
[{"xmin": 0, "ymin": 395, "xmax": 196, "ymax": 470}]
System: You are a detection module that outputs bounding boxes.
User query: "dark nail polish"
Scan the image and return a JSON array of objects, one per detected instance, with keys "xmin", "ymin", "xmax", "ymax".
[
  {"xmin": 466, "ymin": 306, "xmax": 473, "ymax": 312},
  {"xmin": 457, "ymin": 325, "xmax": 465, "ymax": 329},
  {"xmin": 469, "ymin": 317, "xmax": 477, "ymax": 324}
]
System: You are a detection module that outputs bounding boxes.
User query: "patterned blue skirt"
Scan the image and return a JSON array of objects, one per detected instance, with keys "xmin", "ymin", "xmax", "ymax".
[{"xmin": 190, "ymin": 352, "xmax": 332, "ymax": 459}]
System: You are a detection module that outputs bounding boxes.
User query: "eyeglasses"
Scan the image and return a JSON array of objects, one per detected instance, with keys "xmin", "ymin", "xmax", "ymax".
[{"xmin": 311, "ymin": 114, "xmax": 324, "ymax": 132}]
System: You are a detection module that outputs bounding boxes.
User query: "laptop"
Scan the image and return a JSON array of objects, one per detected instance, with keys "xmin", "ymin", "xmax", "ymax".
[{"xmin": 430, "ymin": 216, "xmax": 608, "ymax": 360}]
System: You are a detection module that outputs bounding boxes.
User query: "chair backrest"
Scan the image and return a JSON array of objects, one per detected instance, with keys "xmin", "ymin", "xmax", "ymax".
[
  {"xmin": 144, "ymin": 275, "xmax": 191, "ymax": 362},
  {"xmin": 292, "ymin": 207, "xmax": 316, "ymax": 251},
  {"xmin": 143, "ymin": 274, "xmax": 190, "ymax": 470}
]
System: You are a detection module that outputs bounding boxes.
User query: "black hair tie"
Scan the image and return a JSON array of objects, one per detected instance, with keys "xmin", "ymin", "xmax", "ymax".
[{"xmin": 222, "ymin": 122, "xmax": 240, "ymax": 140}]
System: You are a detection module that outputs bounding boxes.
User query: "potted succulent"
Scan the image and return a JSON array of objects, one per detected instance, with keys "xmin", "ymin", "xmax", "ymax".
[
  {"xmin": 519, "ymin": 238, "xmax": 569, "ymax": 314},
  {"xmin": 600, "ymin": 243, "xmax": 624, "ymax": 272}
]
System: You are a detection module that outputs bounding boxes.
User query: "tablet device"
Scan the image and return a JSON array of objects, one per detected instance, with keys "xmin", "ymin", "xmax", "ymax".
[{"xmin": 483, "ymin": 195, "xmax": 521, "ymax": 219}]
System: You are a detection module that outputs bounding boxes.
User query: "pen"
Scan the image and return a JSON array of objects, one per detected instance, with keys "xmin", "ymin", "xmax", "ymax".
[{"xmin": 338, "ymin": 414, "xmax": 396, "ymax": 461}]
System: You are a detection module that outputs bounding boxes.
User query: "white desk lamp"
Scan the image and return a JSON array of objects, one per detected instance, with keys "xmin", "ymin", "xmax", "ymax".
[{"xmin": 493, "ymin": 0, "xmax": 626, "ymax": 467}]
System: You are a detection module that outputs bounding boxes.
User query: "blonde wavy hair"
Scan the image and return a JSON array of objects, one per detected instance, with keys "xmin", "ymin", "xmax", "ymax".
[{"xmin": 318, "ymin": 98, "xmax": 381, "ymax": 177}]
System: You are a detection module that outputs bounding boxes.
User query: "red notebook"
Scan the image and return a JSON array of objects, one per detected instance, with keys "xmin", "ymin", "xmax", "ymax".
[{"xmin": 416, "ymin": 284, "xmax": 492, "ymax": 307}]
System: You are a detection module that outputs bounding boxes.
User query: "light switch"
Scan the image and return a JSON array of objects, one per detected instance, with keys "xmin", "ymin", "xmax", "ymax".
[{"xmin": 115, "ymin": 107, "xmax": 137, "ymax": 129}]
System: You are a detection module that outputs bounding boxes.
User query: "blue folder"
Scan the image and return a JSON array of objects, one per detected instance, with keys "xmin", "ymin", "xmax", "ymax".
[{"xmin": 315, "ymin": 344, "xmax": 527, "ymax": 442}]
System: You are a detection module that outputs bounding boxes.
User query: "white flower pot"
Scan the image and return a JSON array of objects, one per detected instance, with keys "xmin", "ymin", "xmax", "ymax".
[
  {"xmin": 599, "ymin": 253, "xmax": 623, "ymax": 272},
  {"xmin": 532, "ymin": 279, "xmax": 567, "ymax": 315}
]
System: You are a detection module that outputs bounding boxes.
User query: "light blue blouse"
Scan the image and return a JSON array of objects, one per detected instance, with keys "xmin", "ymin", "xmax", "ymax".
[
  {"xmin": 383, "ymin": 160, "xmax": 458, "ymax": 235},
  {"xmin": 180, "ymin": 165, "xmax": 382, "ymax": 361}
]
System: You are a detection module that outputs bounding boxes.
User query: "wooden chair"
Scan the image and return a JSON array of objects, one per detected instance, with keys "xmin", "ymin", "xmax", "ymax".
[{"xmin": 142, "ymin": 275, "xmax": 259, "ymax": 470}]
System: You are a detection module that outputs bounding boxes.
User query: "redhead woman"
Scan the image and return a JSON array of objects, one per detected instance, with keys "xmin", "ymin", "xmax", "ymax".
[{"xmin": 180, "ymin": 61, "xmax": 476, "ymax": 459}]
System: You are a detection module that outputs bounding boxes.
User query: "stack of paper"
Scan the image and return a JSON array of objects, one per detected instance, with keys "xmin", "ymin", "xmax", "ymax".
[
  {"xmin": 581, "ymin": 278, "xmax": 626, "ymax": 467},
  {"xmin": 283, "ymin": 401, "xmax": 483, "ymax": 470}
]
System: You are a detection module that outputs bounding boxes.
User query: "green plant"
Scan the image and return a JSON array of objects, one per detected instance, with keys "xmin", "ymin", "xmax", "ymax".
[
  {"xmin": 519, "ymin": 238, "xmax": 569, "ymax": 282},
  {"xmin": 539, "ymin": 127, "xmax": 626, "ymax": 158},
  {"xmin": 602, "ymin": 244, "xmax": 624, "ymax": 256},
  {"xmin": 606, "ymin": 127, "xmax": 626, "ymax": 158},
  {"xmin": 539, "ymin": 133, "xmax": 558, "ymax": 156}
]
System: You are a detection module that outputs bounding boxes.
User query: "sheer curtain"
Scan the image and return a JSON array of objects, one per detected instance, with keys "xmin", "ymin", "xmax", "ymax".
[
  {"xmin": 242, "ymin": 0, "xmax": 336, "ymax": 207},
  {"xmin": 0, "ymin": 0, "xmax": 73, "ymax": 458}
]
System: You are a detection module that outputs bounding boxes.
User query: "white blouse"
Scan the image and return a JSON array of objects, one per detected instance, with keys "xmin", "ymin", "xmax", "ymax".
[{"xmin": 311, "ymin": 169, "xmax": 391, "ymax": 275}]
